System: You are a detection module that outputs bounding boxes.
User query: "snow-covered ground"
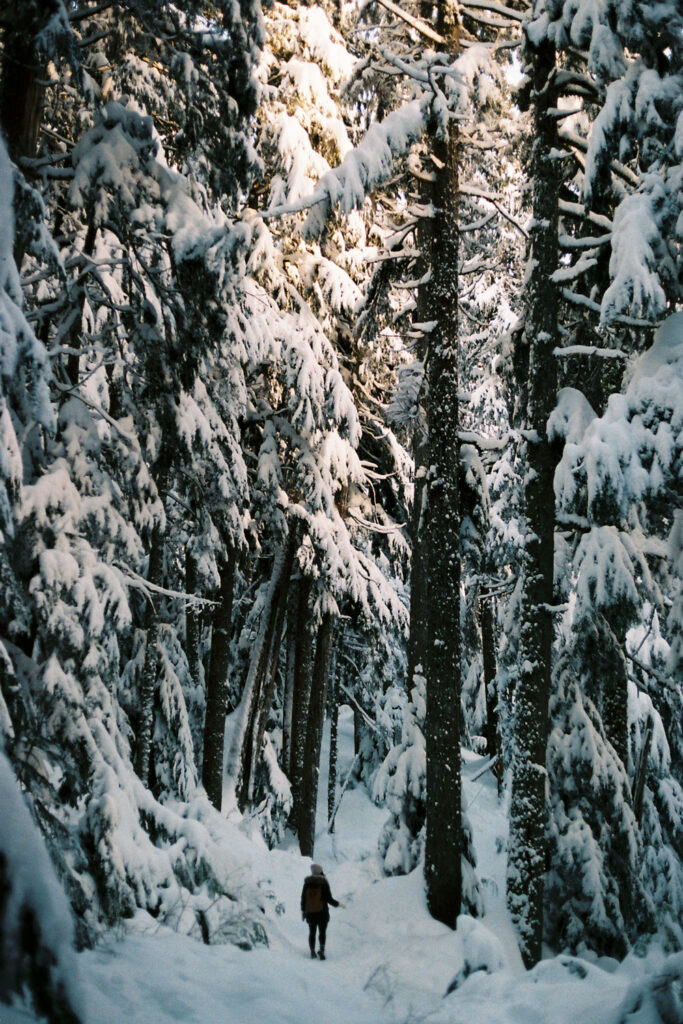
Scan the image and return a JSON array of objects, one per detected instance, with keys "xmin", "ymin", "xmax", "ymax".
[{"xmin": 3, "ymin": 709, "xmax": 676, "ymax": 1024}]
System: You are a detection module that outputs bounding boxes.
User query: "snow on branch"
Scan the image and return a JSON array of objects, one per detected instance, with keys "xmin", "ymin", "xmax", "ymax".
[
  {"xmin": 560, "ymin": 288, "xmax": 656, "ymax": 329},
  {"xmin": 114, "ymin": 564, "xmax": 220, "ymax": 609},
  {"xmin": 263, "ymin": 96, "xmax": 432, "ymax": 236},
  {"xmin": 558, "ymin": 128, "xmax": 639, "ymax": 188},
  {"xmin": 461, "ymin": 0, "xmax": 526, "ymax": 23},
  {"xmin": 371, "ymin": 0, "xmax": 445, "ymax": 45},
  {"xmin": 459, "ymin": 183, "xmax": 528, "ymax": 237},
  {"xmin": 553, "ymin": 344, "xmax": 628, "ymax": 360}
]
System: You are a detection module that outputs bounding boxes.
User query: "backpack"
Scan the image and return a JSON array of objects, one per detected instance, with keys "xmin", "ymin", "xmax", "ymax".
[{"xmin": 303, "ymin": 880, "xmax": 325, "ymax": 914}]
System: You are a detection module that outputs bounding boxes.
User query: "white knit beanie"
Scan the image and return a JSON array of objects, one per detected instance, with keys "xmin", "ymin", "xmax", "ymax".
[{"xmin": 311, "ymin": 863, "xmax": 324, "ymax": 875}]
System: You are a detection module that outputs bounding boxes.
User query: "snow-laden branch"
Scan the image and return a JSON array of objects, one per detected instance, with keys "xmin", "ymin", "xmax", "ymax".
[
  {"xmin": 560, "ymin": 288, "xmax": 657, "ymax": 329},
  {"xmin": 626, "ymin": 651, "xmax": 679, "ymax": 693},
  {"xmin": 372, "ymin": 0, "xmax": 445, "ymax": 44},
  {"xmin": 459, "ymin": 183, "xmax": 528, "ymax": 238},
  {"xmin": 114, "ymin": 564, "xmax": 219, "ymax": 608},
  {"xmin": 347, "ymin": 509, "xmax": 407, "ymax": 534},
  {"xmin": 462, "ymin": 0, "xmax": 527, "ymax": 23},
  {"xmin": 558, "ymin": 128, "xmax": 639, "ymax": 188},
  {"xmin": 553, "ymin": 344, "xmax": 628, "ymax": 360},
  {"xmin": 53, "ymin": 381, "xmax": 137, "ymax": 442},
  {"xmin": 559, "ymin": 232, "xmax": 611, "ymax": 250},
  {"xmin": 559, "ymin": 199, "xmax": 612, "ymax": 232},
  {"xmin": 263, "ymin": 95, "xmax": 432, "ymax": 237},
  {"xmin": 457, "ymin": 429, "xmax": 509, "ymax": 451}
]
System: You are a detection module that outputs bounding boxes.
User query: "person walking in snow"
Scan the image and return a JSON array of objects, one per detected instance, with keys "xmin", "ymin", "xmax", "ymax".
[{"xmin": 301, "ymin": 863, "xmax": 340, "ymax": 960}]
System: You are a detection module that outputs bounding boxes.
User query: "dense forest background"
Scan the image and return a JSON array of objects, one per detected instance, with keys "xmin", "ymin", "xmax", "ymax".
[{"xmin": 0, "ymin": 0, "xmax": 681, "ymax": 1020}]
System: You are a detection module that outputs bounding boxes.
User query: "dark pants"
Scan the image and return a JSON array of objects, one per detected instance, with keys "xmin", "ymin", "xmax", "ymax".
[{"xmin": 306, "ymin": 912, "xmax": 328, "ymax": 953}]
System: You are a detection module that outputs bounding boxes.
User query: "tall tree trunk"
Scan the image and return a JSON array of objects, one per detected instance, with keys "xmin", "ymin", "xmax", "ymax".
[
  {"xmin": 423, "ymin": 98, "xmax": 462, "ymax": 928},
  {"xmin": 134, "ymin": 519, "xmax": 165, "ymax": 785},
  {"xmin": 506, "ymin": 33, "xmax": 560, "ymax": 969},
  {"xmin": 353, "ymin": 705, "xmax": 362, "ymax": 759},
  {"xmin": 186, "ymin": 549, "xmax": 203, "ymax": 684},
  {"xmin": 480, "ymin": 596, "xmax": 498, "ymax": 763},
  {"xmin": 299, "ymin": 611, "xmax": 336, "ymax": 856},
  {"xmin": 281, "ymin": 554, "xmax": 302, "ymax": 774},
  {"xmin": 245, "ymin": 556, "xmax": 292, "ymax": 804},
  {"xmin": 407, "ymin": 38, "xmax": 432, "ymax": 700},
  {"xmin": 288, "ymin": 574, "xmax": 315, "ymax": 832},
  {"xmin": 327, "ymin": 628, "xmax": 342, "ymax": 829},
  {"xmin": 0, "ymin": 12, "xmax": 45, "ymax": 164},
  {"xmin": 202, "ymin": 547, "xmax": 236, "ymax": 810},
  {"xmin": 229, "ymin": 538, "xmax": 295, "ymax": 809},
  {"xmin": 407, "ymin": 432, "xmax": 429, "ymax": 692}
]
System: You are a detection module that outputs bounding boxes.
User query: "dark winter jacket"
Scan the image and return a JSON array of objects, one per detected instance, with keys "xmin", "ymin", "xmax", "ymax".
[{"xmin": 301, "ymin": 874, "xmax": 339, "ymax": 920}]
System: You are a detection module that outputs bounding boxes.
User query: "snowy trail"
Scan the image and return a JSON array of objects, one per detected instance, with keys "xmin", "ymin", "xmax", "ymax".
[
  {"xmin": 4, "ymin": 709, "xmax": 666, "ymax": 1024},
  {"xmin": 75, "ymin": 709, "xmax": 524, "ymax": 1024}
]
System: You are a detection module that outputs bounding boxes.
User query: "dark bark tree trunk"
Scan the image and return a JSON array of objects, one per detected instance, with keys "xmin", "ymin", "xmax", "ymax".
[
  {"xmin": 134, "ymin": 519, "xmax": 165, "ymax": 785},
  {"xmin": 353, "ymin": 705, "xmax": 362, "ymax": 759},
  {"xmin": 506, "ymin": 34, "xmax": 560, "ymax": 969},
  {"xmin": 480, "ymin": 597, "xmax": 498, "ymax": 763},
  {"xmin": 327, "ymin": 628, "xmax": 342, "ymax": 829},
  {"xmin": 288, "ymin": 573, "xmax": 315, "ymax": 833},
  {"xmin": 423, "ymin": 100, "xmax": 462, "ymax": 929},
  {"xmin": 0, "ymin": 13, "xmax": 45, "ymax": 164},
  {"xmin": 186, "ymin": 549, "xmax": 203, "ymax": 683},
  {"xmin": 202, "ymin": 547, "xmax": 236, "ymax": 810},
  {"xmin": 299, "ymin": 611, "xmax": 336, "ymax": 856},
  {"xmin": 407, "ymin": 422, "xmax": 429, "ymax": 694},
  {"xmin": 281, "ymin": 561, "xmax": 301, "ymax": 775},
  {"xmin": 407, "ymin": 40, "xmax": 432, "ymax": 700}
]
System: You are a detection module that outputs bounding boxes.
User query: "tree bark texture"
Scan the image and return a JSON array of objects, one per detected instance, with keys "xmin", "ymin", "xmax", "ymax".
[
  {"xmin": 281, "ymin": 566, "xmax": 301, "ymax": 774},
  {"xmin": 480, "ymin": 597, "xmax": 498, "ymax": 762},
  {"xmin": 287, "ymin": 573, "xmax": 315, "ymax": 832},
  {"xmin": 506, "ymin": 35, "xmax": 560, "ymax": 969},
  {"xmin": 202, "ymin": 548, "xmax": 236, "ymax": 810},
  {"xmin": 407, "ymin": 82, "xmax": 433, "ymax": 697},
  {"xmin": 0, "ymin": 12, "xmax": 45, "ymax": 165},
  {"xmin": 134, "ymin": 519, "xmax": 165, "ymax": 785},
  {"xmin": 423, "ymin": 109, "xmax": 462, "ymax": 928},
  {"xmin": 298, "ymin": 611, "xmax": 336, "ymax": 856},
  {"xmin": 185, "ymin": 548, "xmax": 203, "ymax": 728},
  {"xmin": 407, "ymin": 335, "xmax": 430, "ymax": 692},
  {"xmin": 327, "ymin": 629, "xmax": 342, "ymax": 829}
]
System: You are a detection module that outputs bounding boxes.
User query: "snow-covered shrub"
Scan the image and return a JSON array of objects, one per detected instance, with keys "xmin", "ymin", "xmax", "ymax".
[
  {"xmin": 444, "ymin": 915, "xmax": 506, "ymax": 994},
  {"xmin": 251, "ymin": 733, "xmax": 293, "ymax": 848},
  {"xmin": 630, "ymin": 684, "xmax": 683, "ymax": 950},
  {"xmin": 0, "ymin": 751, "xmax": 83, "ymax": 1024},
  {"xmin": 374, "ymin": 674, "xmax": 426, "ymax": 876},
  {"xmin": 355, "ymin": 653, "xmax": 408, "ymax": 792},
  {"xmin": 547, "ymin": 314, "xmax": 683, "ymax": 953},
  {"xmin": 546, "ymin": 651, "xmax": 652, "ymax": 956},
  {"xmin": 374, "ymin": 673, "xmax": 482, "ymax": 913}
]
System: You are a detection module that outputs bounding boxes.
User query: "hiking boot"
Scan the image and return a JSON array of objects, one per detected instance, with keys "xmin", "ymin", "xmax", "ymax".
[
  {"xmin": 318, "ymin": 950, "xmax": 326, "ymax": 960},
  {"xmin": 310, "ymin": 949, "xmax": 316, "ymax": 959}
]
